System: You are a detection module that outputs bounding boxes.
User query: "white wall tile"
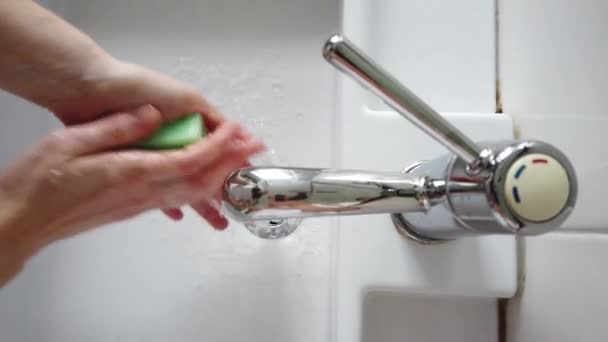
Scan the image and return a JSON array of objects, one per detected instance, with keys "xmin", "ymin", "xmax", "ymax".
[
  {"xmin": 338, "ymin": 2, "xmax": 502, "ymax": 342},
  {"xmin": 500, "ymin": 0, "xmax": 608, "ymax": 116},
  {"xmin": 501, "ymin": 0, "xmax": 608, "ymax": 340},
  {"xmin": 508, "ymin": 234, "xmax": 608, "ymax": 341},
  {"xmin": 345, "ymin": 0, "xmax": 496, "ymax": 113}
]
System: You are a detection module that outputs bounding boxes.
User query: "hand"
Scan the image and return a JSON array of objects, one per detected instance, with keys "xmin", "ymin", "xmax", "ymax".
[
  {"xmin": 0, "ymin": 0, "xmax": 224, "ymax": 128},
  {"xmin": 45, "ymin": 59, "xmax": 238, "ymax": 223},
  {"xmin": 0, "ymin": 106, "xmax": 265, "ymax": 281},
  {"xmin": 0, "ymin": 0, "xmax": 241, "ymax": 224},
  {"xmin": 48, "ymin": 58, "xmax": 225, "ymax": 129},
  {"xmin": 51, "ymin": 59, "xmax": 242, "ymax": 224}
]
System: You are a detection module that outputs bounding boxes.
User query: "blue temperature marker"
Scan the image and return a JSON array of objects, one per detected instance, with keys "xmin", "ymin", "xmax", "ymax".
[
  {"xmin": 512, "ymin": 186, "xmax": 521, "ymax": 203},
  {"xmin": 515, "ymin": 165, "xmax": 526, "ymax": 179}
]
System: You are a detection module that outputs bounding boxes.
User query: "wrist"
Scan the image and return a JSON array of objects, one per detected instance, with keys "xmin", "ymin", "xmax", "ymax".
[
  {"xmin": 40, "ymin": 50, "xmax": 120, "ymax": 116},
  {"xmin": 0, "ymin": 210, "xmax": 31, "ymax": 287},
  {"xmin": 0, "ymin": 193, "xmax": 50, "ymax": 286}
]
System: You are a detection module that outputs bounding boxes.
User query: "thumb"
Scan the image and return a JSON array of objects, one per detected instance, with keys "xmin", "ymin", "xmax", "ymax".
[
  {"xmin": 63, "ymin": 105, "xmax": 163, "ymax": 155},
  {"xmin": 120, "ymin": 63, "xmax": 225, "ymax": 131}
]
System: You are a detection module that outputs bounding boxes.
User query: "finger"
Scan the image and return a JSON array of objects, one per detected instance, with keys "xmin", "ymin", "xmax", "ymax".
[
  {"xmin": 198, "ymin": 105, "xmax": 224, "ymax": 133},
  {"xmin": 191, "ymin": 200, "xmax": 228, "ymax": 230},
  {"xmin": 62, "ymin": 105, "xmax": 162, "ymax": 155},
  {"xmin": 145, "ymin": 134, "xmax": 264, "ymax": 210},
  {"xmin": 187, "ymin": 135, "xmax": 266, "ymax": 202},
  {"xmin": 160, "ymin": 122, "xmax": 265, "ymax": 178},
  {"xmin": 159, "ymin": 157, "xmax": 253, "ymax": 231},
  {"xmin": 73, "ymin": 122, "xmax": 265, "ymax": 189},
  {"xmin": 162, "ymin": 208, "xmax": 184, "ymax": 221},
  {"xmin": 141, "ymin": 138, "xmax": 262, "ymax": 228}
]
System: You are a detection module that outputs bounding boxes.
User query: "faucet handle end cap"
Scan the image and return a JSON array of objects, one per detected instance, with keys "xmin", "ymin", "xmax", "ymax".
[{"xmin": 504, "ymin": 153, "xmax": 571, "ymax": 224}]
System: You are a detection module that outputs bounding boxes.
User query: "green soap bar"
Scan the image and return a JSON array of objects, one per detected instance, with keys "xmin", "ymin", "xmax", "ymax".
[{"xmin": 136, "ymin": 113, "xmax": 206, "ymax": 149}]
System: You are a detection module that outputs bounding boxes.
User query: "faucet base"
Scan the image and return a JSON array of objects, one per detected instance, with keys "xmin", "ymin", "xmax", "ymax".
[
  {"xmin": 391, "ymin": 213, "xmax": 449, "ymax": 245},
  {"xmin": 389, "ymin": 161, "xmax": 450, "ymax": 245}
]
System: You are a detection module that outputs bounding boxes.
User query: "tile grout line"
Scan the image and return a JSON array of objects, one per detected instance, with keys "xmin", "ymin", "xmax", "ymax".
[
  {"xmin": 328, "ymin": 3, "xmax": 344, "ymax": 342},
  {"xmin": 494, "ymin": 0, "xmax": 503, "ymax": 114},
  {"xmin": 495, "ymin": 1, "xmax": 511, "ymax": 342}
]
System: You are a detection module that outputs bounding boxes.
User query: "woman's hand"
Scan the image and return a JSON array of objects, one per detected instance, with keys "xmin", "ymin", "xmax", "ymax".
[
  {"xmin": 0, "ymin": 0, "xmax": 246, "ymax": 223},
  {"xmin": 47, "ymin": 59, "xmax": 225, "ymax": 129},
  {"xmin": 1, "ymin": 0, "xmax": 223, "ymax": 126},
  {"xmin": 0, "ymin": 106, "xmax": 265, "ymax": 286},
  {"xmin": 58, "ymin": 59, "xmax": 243, "ymax": 223}
]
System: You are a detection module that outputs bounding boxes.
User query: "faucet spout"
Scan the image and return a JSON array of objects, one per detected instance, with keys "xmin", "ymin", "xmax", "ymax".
[{"xmin": 223, "ymin": 167, "xmax": 436, "ymax": 222}]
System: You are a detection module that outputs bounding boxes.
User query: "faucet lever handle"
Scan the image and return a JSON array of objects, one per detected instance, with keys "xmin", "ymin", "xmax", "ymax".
[
  {"xmin": 323, "ymin": 34, "xmax": 482, "ymax": 165},
  {"xmin": 322, "ymin": 34, "xmax": 577, "ymax": 238}
]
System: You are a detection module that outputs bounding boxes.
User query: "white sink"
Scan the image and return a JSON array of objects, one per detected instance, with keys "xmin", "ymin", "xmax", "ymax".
[{"xmin": 0, "ymin": 1, "xmax": 515, "ymax": 342}]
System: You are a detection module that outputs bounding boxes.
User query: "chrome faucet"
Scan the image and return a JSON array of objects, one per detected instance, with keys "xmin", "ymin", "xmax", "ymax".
[{"xmin": 223, "ymin": 34, "xmax": 577, "ymax": 243}]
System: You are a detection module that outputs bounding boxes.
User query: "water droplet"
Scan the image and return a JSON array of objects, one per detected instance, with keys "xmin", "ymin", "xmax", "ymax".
[
  {"xmin": 244, "ymin": 218, "xmax": 301, "ymax": 239},
  {"xmin": 295, "ymin": 112, "xmax": 304, "ymax": 119},
  {"xmin": 271, "ymin": 78, "xmax": 284, "ymax": 98},
  {"xmin": 250, "ymin": 91, "xmax": 261, "ymax": 101}
]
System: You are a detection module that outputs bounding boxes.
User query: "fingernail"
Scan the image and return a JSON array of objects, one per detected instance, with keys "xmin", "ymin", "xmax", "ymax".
[
  {"xmin": 244, "ymin": 135, "xmax": 264, "ymax": 146},
  {"xmin": 132, "ymin": 105, "xmax": 161, "ymax": 122},
  {"xmin": 250, "ymin": 139, "xmax": 267, "ymax": 152},
  {"xmin": 214, "ymin": 217, "xmax": 229, "ymax": 230}
]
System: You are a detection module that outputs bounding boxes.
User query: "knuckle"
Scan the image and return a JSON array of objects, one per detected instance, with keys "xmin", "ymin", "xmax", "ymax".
[
  {"xmin": 170, "ymin": 96, "xmax": 206, "ymax": 120},
  {"xmin": 173, "ymin": 151, "xmax": 201, "ymax": 175},
  {"xmin": 106, "ymin": 115, "xmax": 135, "ymax": 143},
  {"xmin": 190, "ymin": 174, "xmax": 222, "ymax": 196},
  {"xmin": 180, "ymin": 86, "xmax": 204, "ymax": 106},
  {"xmin": 43, "ymin": 131, "xmax": 67, "ymax": 151},
  {"xmin": 160, "ymin": 196, "xmax": 183, "ymax": 209},
  {"xmin": 149, "ymin": 188, "xmax": 184, "ymax": 209},
  {"xmin": 39, "ymin": 167, "xmax": 66, "ymax": 192},
  {"xmin": 96, "ymin": 154, "xmax": 138, "ymax": 186},
  {"xmin": 100, "ymin": 161, "xmax": 121, "ymax": 186},
  {"xmin": 114, "ymin": 155, "xmax": 148, "ymax": 181},
  {"xmin": 119, "ymin": 153, "xmax": 174, "ymax": 182},
  {"xmin": 189, "ymin": 173, "xmax": 209, "ymax": 188}
]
